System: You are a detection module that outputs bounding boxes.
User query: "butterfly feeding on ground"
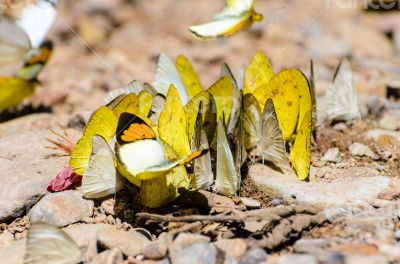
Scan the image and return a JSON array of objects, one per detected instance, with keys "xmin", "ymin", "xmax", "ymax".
[
  {"xmin": 326, "ymin": 58, "xmax": 361, "ymax": 122},
  {"xmin": 189, "ymin": 0, "xmax": 263, "ymax": 39}
]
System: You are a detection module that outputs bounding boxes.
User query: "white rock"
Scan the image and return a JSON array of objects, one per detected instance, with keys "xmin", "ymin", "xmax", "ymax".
[
  {"xmin": 29, "ymin": 190, "xmax": 94, "ymax": 227},
  {"xmin": 321, "ymin": 148, "xmax": 341, "ymax": 163},
  {"xmin": 249, "ymin": 165, "xmax": 391, "ymax": 207},
  {"xmin": 365, "ymin": 129, "xmax": 400, "ymax": 143},
  {"xmin": 0, "ymin": 130, "xmax": 68, "ymax": 221},
  {"xmin": 379, "ymin": 110, "xmax": 400, "ymax": 131},
  {"xmin": 349, "ymin": 142, "xmax": 376, "ymax": 159},
  {"xmin": 278, "ymin": 254, "xmax": 318, "ymax": 264}
]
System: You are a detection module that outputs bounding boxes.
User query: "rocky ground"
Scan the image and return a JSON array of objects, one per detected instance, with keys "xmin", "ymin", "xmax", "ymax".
[{"xmin": 1, "ymin": 0, "xmax": 400, "ymax": 263}]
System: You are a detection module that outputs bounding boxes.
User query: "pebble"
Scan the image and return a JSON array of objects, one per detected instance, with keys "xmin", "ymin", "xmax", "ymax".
[
  {"xmin": 321, "ymin": 148, "xmax": 341, "ymax": 163},
  {"xmin": 270, "ymin": 199, "xmax": 281, "ymax": 206},
  {"xmin": 395, "ymin": 230, "xmax": 400, "ymax": 241},
  {"xmin": 174, "ymin": 243, "xmax": 217, "ymax": 264},
  {"xmin": 333, "ymin": 123, "xmax": 347, "ymax": 131},
  {"xmin": 101, "ymin": 199, "xmax": 115, "ymax": 216},
  {"xmin": 173, "ymin": 233, "xmax": 210, "ymax": 252},
  {"xmin": 142, "ymin": 238, "xmax": 168, "ymax": 259},
  {"xmin": 379, "ymin": 110, "xmax": 400, "ymax": 131},
  {"xmin": 97, "ymin": 228, "xmax": 151, "ymax": 257},
  {"xmin": 378, "ymin": 188, "xmax": 400, "ymax": 201},
  {"xmin": 278, "ymin": 254, "xmax": 318, "ymax": 264},
  {"xmin": 238, "ymin": 248, "xmax": 268, "ymax": 264},
  {"xmin": 28, "ymin": 190, "xmax": 94, "ymax": 227},
  {"xmin": 348, "ymin": 142, "xmax": 376, "ymax": 159},
  {"xmin": 240, "ymin": 197, "xmax": 261, "ymax": 209},
  {"xmin": 294, "ymin": 238, "xmax": 330, "ymax": 254},
  {"xmin": 366, "ymin": 96, "xmax": 388, "ymax": 115},
  {"xmin": 214, "ymin": 239, "xmax": 247, "ymax": 259}
]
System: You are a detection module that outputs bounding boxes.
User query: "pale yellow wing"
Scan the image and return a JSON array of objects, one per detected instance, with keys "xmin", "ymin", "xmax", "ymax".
[
  {"xmin": 253, "ymin": 69, "xmax": 301, "ymax": 141},
  {"xmin": 207, "ymin": 76, "xmax": 233, "ymax": 126},
  {"xmin": 244, "ymin": 51, "xmax": 274, "ymax": 94},
  {"xmin": 290, "ymin": 111, "xmax": 312, "ymax": 180},
  {"xmin": 0, "ymin": 77, "xmax": 35, "ymax": 111},
  {"xmin": 70, "ymin": 106, "xmax": 118, "ymax": 175},
  {"xmin": 296, "ymin": 70, "xmax": 312, "ymax": 135},
  {"xmin": 176, "ymin": 55, "xmax": 203, "ymax": 99},
  {"xmin": 158, "ymin": 85, "xmax": 191, "ymax": 158},
  {"xmin": 243, "ymin": 93, "xmax": 261, "ymax": 151}
]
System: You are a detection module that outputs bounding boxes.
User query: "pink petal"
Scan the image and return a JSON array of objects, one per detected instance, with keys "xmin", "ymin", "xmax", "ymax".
[{"xmin": 47, "ymin": 166, "xmax": 82, "ymax": 192}]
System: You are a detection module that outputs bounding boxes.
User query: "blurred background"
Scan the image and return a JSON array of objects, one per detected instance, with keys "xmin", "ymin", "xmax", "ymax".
[{"xmin": 1, "ymin": 0, "xmax": 400, "ymax": 118}]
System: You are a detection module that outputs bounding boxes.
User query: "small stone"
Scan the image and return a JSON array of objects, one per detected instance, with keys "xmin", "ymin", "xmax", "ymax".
[
  {"xmin": 367, "ymin": 96, "xmax": 388, "ymax": 115},
  {"xmin": 28, "ymin": 190, "xmax": 94, "ymax": 227},
  {"xmin": 101, "ymin": 199, "xmax": 115, "ymax": 216},
  {"xmin": 349, "ymin": 143, "xmax": 376, "ymax": 159},
  {"xmin": 97, "ymin": 228, "xmax": 151, "ymax": 257},
  {"xmin": 174, "ymin": 243, "xmax": 217, "ymax": 264},
  {"xmin": 378, "ymin": 188, "xmax": 400, "ymax": 200},
  {"xmin": 214, "ymin": 239, "xmax": 247, "ymax": 259},
  {"xmin": 379, "ymin": 110, "xmax": 400, "ymax": 131},
  {"xmin": 333, "ymin": 123, "xmax": 347, "ymax": 131},
  {"xmin": 240, "ymin": 197, "xmax": 261, "ymax": 209},
  {"xmin": 173, "ymin": 233, "xmax": 210, "ymax": 252},
  {"xmin": 394, "ymin": 230, "xmax": 400, "ymax": 241},
  {"xmin": 142, "ymin": 238, "xmax": 168, "ymax": 260},
  {"xmin": 312, "ymin": 161, "xmax": 326, "ymax": 168},
  {"xmin": 239, "ymin": 248, "xmax": 267, "ymax": 264},
  {"xmin": 321, "ymin": 148, "xmax": 341, "ymax": 163},
  {"xmin": 294, "ymin": 238, "xmax": 330, "ymax": 254},
  {"xmin": 278, "ymin": 254, "xmax": 318, "ymax": 264},
  {"xmin": 344, "ymin": 255, "xmax": 388, "ymax": 264},
  {"xmin": 324, "ymin": 252, "xmax": 345, "ymax": 264},
  {"xmin": 88, "ymin": 248, "xmax": 123, "ymax": 264},
  {"xmin": 270, "ymin": 199, "xmax": 281, "ymax": 206}
]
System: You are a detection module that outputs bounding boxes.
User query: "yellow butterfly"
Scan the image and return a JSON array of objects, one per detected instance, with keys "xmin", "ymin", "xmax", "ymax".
[
  {"xmin": 115, "ymin": 112, "xmax": 207, "ymax": 182},
  {"xmin": 111, "ymin": 91, "xmax": 153, "ymax": 120},
  {"xmin": 253, "ymin": 69, "xmax": 303, "ymax": 141},
  {"xmin": 244, "ymin": 51, "xmax": 274, "ymax": 94},
  {"xmin": 176, "ymin": 55, "xmax": 204, "ymax": 99},
  {"xmin": 309, "ymin": 60, "xmax": 317, "ymax": 139},
  {"xmin": 24, "ymin": 222, "xmax": 82, "ymax": 264},
  {"xmin": 70, "ymin": 106, "xmax": 118, "ymax": 175},
  {"xmin": 0, "ymin": 41, "xmax": 53, "ymax": 111},
  {"xmin": 290, "ymin": 110, "xmax": 312, "ymax": 180},
  {"xmin": 184, "ymin": 90, "xmax": 217, "ymax": 145},
  {"xmin": 189, "ymin": 0, "xmax": 263, "ymax": 39},
  {"xmin": 82, "ymin": 135, "xmax": 124, "ymax": 199},
  {"xmin": 189, "ymin": 103, "xmax": 213, "ymax": 190},
  {"xmin": 207, "ymin": 76, "xmax": 233, "ymax": 126},
  {"xmin": 215, "ymin": 117, "xmax": 238, "ymax": 196}
]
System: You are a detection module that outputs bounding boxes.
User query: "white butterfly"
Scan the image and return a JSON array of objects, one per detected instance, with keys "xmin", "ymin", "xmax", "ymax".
[
  {"xmin": 82, "ymin": 135, "xmax": 124, "ymax": 199},
  {"xmin": 24, "ymin": 222, "xmax": 82, "ymax": 264},
  {"xmin": 189, "ymin": 0, "xmax": 263, "ymax": 39},
  {"xmin": 0, "ymin": 17, "xmax": 31, "ymax": 63},
  {"xmin": 153, "ymin": 53, "xmax": 189, "ymax": 105},
  {"xmin": 103, "ymin": 80, "xmax": 156, "ymax": 106},
  {"xmin": 326, "ymin": 58, "xmax": 361, "ymax": 122}
]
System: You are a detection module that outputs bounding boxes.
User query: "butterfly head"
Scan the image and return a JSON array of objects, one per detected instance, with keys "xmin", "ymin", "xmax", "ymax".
[{"xmin": 252, "ymin": 12, "xmax": 263, "ymax": 22}]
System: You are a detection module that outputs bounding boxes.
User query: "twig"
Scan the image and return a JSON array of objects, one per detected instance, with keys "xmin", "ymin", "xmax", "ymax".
[{"xmin": 136, "ymin": 212, "xmax": 244, "ymax": 223}]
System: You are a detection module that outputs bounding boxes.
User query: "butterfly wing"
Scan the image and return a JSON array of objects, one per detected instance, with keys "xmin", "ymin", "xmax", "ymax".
[
  {"xmin": 103, "ymin": 80, "xmax": 144, "ymax": 106},
  {"xmin": 158, "ymin": 85, "xmax": 191, "ymax": 158},
  {"xmin": 189, "ymin": 16, "xmax": 250, "ymax": 39},
  {"xmin": 70, "ymin": 106, "xmax": 118, "ymax": 175},
  {"xmin": 208, "ymin": 76, "xmax": 234, "ymax": 126},
  {"xmin": 82, "ymin": 135, "xmax": 124, "ymax": 199},
  {"xmin": 176, "ymin": 55, "xmax": 203, "ymax": 99},
  {"xmin": 244, "ymin": 51, "xmax": 274, "ymax": 94},
  {"xmin": 326, "ymin": 58, "xmax": 360, "ymax": 122},
  {"xmin": 0, "ymin": 17, "xmax": 31, "ymax": 63},
  {"xmin": 0, "ymin": 77, "xmax": 34, "ymax": 111},
  {"xmin": 215, "ymin": 118, "xmax": 237, "ymax": 196},
  {"xmin": 258, "ymin": 98, "xmax": 287, "ymax": 165},
  {"xmin": 309, "ymin": 60, "xmax": 317, "ymax": 138},
  {"xmin": 290, "ymin": 111, "xmax": 312, "ymax": 180},
  {"xmin": 153, "ymin": 53, "xmax": 189, "ymax": 105},
  {"xmin": 243, "ymin": 93, "xmax": 261, "ymax": 151},
  {"xmin": 149, "ymin": 93, "xmax": 166, "ymax": 124},
  {"xmin": 24, "ymin": 222, "xmax": 82, "ymax": 264}
]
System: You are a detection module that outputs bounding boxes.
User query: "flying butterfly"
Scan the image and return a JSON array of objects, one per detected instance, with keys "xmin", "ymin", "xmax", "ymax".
[
  {"xmin": 24, "ymin": 222, "xmax": 82, "ymax": 264},
  {"xmin": 153, "ymin": 53, "xmax": 190, "ymax": 105},
  {"xmin": 115, "ymin": 112, "xmax": 207, "ymax": 182},
  {"xmin": 82, "ymin": 135, "xmax": 124, "ymax": 199},
  {"xmin": 0, "ymin": 41, "xmax": 53, "ymax": 111},
  {"xmin": 189, "ymin": 0, "xmax": 263, "ymax": 39},
  {"xmin": 326, "ymin": 58, "xmax": 361, "ymax": 122},
  {"xmin": 290, "ymin": 111, "xmax": 312, "ymax": 180}
]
